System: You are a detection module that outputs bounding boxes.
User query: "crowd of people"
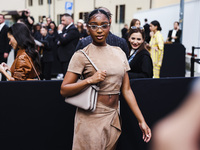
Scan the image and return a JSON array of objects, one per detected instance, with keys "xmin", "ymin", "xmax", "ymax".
[
  {"xmin": 0, "ymin": 7, "xmax": 182, "ymax": 81},
  {"xmin": 0, "ymin": 7, "xmax": 152, "ymax": 149},
  {"xmin": 0, "ymin": 5, "xmax": 190, "ymax": 150}
]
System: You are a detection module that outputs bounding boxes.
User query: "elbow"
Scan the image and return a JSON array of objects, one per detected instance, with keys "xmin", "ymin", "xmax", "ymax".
[
  {"xmin": 60, "ymin": 87, "xmax": 67, "ymax": 98},
  {"xmin": 60, "ymin": 84, "xmax": 71, "ymax": 98}
]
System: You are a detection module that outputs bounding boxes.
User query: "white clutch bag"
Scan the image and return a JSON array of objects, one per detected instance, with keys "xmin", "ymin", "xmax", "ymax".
[{"xmin": 65, "ymin": 50, "xmax": 99, "ymax": 112}]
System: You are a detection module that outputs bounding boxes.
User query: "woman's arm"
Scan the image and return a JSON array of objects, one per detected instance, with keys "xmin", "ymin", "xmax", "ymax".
[
  {"xmin": 60, "ymin": 70, "xmax": 106, "ymax": 97},
  {"xmin": 121, "ymin": 72, "xmax": 151, "ymax": 142},
  {"xmin": 0, "ymin": 64, "xmax": 14, "ymax": 81}
]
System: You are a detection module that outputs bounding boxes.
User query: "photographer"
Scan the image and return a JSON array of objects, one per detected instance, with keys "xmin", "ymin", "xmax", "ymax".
[{"xmin": 18, "ymin": 9, "xmax": 34, "ymax": 32}]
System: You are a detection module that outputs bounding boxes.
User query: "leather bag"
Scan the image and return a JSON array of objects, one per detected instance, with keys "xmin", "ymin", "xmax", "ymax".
[{"xmin": 65, "ymin": 50, "xmax": 99, "ymax": 111}]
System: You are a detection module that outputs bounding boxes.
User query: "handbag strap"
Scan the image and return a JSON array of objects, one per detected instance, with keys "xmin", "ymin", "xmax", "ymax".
[
  {"xmin": 80, "ymin": 50, "xmax": 99, "ymax": 71},
  {"xmin": 25, "ymin": 53, "xmax": 41, "ymax": 80}
]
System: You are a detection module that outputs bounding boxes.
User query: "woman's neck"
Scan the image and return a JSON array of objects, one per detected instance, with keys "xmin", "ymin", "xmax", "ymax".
[
  {"xmin": 153, "ymin": 30, "xmax": 158, "ymax": 34},
  {"xmin": 92, "ymin": 42, "xmax": 107, "ymax": 47}
]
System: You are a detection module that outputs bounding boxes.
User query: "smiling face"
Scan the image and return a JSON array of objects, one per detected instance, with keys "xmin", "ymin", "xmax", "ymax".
[
  {"xmin": 128, "ymin": 32, "xmax": 144, "ymax": 50},
  {"xmin": 87, "ymin": 13, "xmax": 110, "ymax": 46},
  {"xmin": 7, "ymin": 32, "xmax": 18, "ymax": 50}
]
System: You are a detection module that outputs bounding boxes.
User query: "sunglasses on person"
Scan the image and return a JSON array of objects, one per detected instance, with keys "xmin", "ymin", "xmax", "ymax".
[
  {"xmin": 131, "ymin": 26, "xmax": 144, "ymax": 30},
  {"xmin": 88, "ymin": 24, "xmax": 110, "ymax": 31}
]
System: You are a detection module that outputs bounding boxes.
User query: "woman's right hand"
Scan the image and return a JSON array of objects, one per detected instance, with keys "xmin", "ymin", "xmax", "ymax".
[
  {"xmin": 145, "ymin": 43, "xmax": 151, "ymax": 50},
  {"xmin": 139, "ymin": 121, "xmax": 152, "ymax": 143},
  {"xmin": 86, "ymin": 70, "xmax": 106, "ymax": 84}
]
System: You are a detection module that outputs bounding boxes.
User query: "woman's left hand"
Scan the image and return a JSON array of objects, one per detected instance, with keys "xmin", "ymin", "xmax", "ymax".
[
  {"xmin": 139, "ymin": 121, "xmax": 152, "ymax": 143},
  {"xmin": 0, "ymin": 64, "xmax": 5, "ymax": 72}
]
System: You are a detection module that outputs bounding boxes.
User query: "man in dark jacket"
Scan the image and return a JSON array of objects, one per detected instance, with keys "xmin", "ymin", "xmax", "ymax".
[
  {"xmin": 39, "ymin": 26, "xmax": 54, "ymax": 80},
  {"xmin": 143, "ymin": 18, "xmax": 150, "ymax": 43},
  {"xmin": 75, "ymin": 7, "xmax": 129, "ymax": 58},
  {"xmin": 0, "ymin": 14, "xmax": 11, "ymax": 81},
  {"xmin": 167, "ymin": 21, "xmax": 182, "ymax": 43},
  {"xmin": 57, "ymin": 13, "xmax": 80, "ymax": 75}
]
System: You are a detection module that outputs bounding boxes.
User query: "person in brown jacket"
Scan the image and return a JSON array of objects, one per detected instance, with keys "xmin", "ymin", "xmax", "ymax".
[{"xmin": 0, "ymin": 23, "xmax": 41, "ymax": 81}]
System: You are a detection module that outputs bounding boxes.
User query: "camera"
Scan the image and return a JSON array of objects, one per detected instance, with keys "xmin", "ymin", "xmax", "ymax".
[
  {"xmin": 22, "ymin": 10, "xmax": 29, "ymax": 17},
  {"xmin": 23, "ymin": 11, "xmax": 28, "ymax": 14}
]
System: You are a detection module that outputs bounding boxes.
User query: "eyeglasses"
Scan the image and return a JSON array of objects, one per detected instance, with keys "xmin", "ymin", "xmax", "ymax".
[
  {"xmin": 131, "ymin": 26, "xmax": 144, "ymax": 30},
  {"xmin": 88, "ymin": 24, "xmax": 110, "ymax": 31}
]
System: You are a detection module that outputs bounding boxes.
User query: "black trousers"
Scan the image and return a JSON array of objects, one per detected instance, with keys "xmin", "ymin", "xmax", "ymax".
[
  {"xmin": 0, "ymin": 53, "xmax": 7, "ymax": 81},
  {"xmin": 43, "ymin": 62, "xmax": 52, "ymax": 80},
  {"xmin": 60, "ymin": 61, "xmax": 69, "ymax": 76}
]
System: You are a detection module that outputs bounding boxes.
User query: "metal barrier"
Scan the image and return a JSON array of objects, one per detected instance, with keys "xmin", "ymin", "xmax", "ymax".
[{"xmin": 191, "ymin": 46, "xmax": 200, "ymax": 77}]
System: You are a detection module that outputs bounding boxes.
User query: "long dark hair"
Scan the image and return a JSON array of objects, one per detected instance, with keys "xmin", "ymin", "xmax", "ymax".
[
  {"xmin": 127, "ymin": 28, "xmax": 147, "ymax": 56},
  {"xmin": 151, "ymin": 20, "xmax": 162, "ymax": 31},
  {"xmin": 49, "ymin": 21, "xmax": 57, "ymax": 32},
  {"xmin": 8, "ymin": 23, "xmax": 41, "ymax": 73}
]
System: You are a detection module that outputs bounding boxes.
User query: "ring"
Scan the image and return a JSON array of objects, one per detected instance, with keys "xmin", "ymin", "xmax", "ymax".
[{"xmin": 146, "ymin": 135, "xmax": 150, "ymax": 137}]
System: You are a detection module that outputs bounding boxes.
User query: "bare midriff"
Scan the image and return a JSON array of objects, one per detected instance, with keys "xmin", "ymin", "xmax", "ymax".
[{"xmin": 97, "ymin": 94, "xmax": 119, "ymax": 109}]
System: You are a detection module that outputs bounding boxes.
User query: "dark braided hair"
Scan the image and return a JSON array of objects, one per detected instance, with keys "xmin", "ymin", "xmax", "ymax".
[
  {"xmin": 86, "ymin": 9, "xmax": 110, "ymax": 24},
  {"xmin": 151, "ymin": 20, "xmax": 162, "ymax": 31}
]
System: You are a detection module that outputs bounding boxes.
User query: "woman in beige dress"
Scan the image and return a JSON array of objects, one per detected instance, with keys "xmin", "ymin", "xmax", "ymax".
[{"xmin": 60, "ymin": 9, "xmax": 151, "ymax": 150}]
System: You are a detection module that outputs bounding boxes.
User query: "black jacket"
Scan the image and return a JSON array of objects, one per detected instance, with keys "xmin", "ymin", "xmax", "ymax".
[
  {"xmin": 75, "ymin": 32, "xmax": 129, "ymax": 58},
  {"xmin": 0, "ymin": 24, "xmax": 11, "ymax": 54},
  {"xmin": 39, "ymin": 34, "xmax": 54, "ymax": 62},
  {"xmin": 128, "ymin": 49, "xmax": 153, "ymax": 79},
  {"xmin": 121, "ymin": 27, "xmax": 128, "ymax": 39},
  {"xmin": 57, "ymin": 24, "xmax": 80, "ymax": 62},
  {"xmin": 143, "ymin": 23, "xmax": 150, "ymax": 43},
  {"xmin": 167, "ymin": 29, "xmax": 182, "ymax": 43}
]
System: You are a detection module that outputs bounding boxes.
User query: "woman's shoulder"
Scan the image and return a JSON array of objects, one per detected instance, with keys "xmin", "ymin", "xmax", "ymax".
[
  {"xmin": 139, "ymin": 49, "xmax": 151, "ymax": 56},
  {"xmin": 139, "ymin": 49, "xmax": 150, "ymax": 54},
  {"xmin": 14, "ymin": 52, "xmax": 32, "ymax": 68},
  {"xmin": 156, "ymin": 31, "xmax": 164, "ymax": 38},
  {"xmin": 71, "ymin": 49, "xmax": 87, "ymax": 61},
  {"xmin": 112, "ymin": 45, "xmax": 128, "ymax": 59},
  {"xmin": 16, "ymin": 50, "xmax": 28, "ymax": 60},
  {"xmin": 109, "ymin": 44, "xmax": 126, "ymax": 54},
  {"xmin": 77, "ymin": 44, "xmax": 91, "ymax": 54}
]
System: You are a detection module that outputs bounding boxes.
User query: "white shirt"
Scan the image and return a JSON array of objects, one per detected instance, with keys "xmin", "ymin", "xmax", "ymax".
[
  {"xmin": 128, "ymin": 49, "xmax": 138, "ymax": 63},
  {"xmin": 171, "ymin": 29, "xmax": 177, "ymax": 42},
  {"xmin": 0, "ymin": 22, "xmax": 5, "ymax": 31}
]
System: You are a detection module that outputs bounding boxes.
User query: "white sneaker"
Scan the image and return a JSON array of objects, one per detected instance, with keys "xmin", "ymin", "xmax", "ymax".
[{"xmin": 56, "ymin": 73, "xmax": 64, "ymax": 79}]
